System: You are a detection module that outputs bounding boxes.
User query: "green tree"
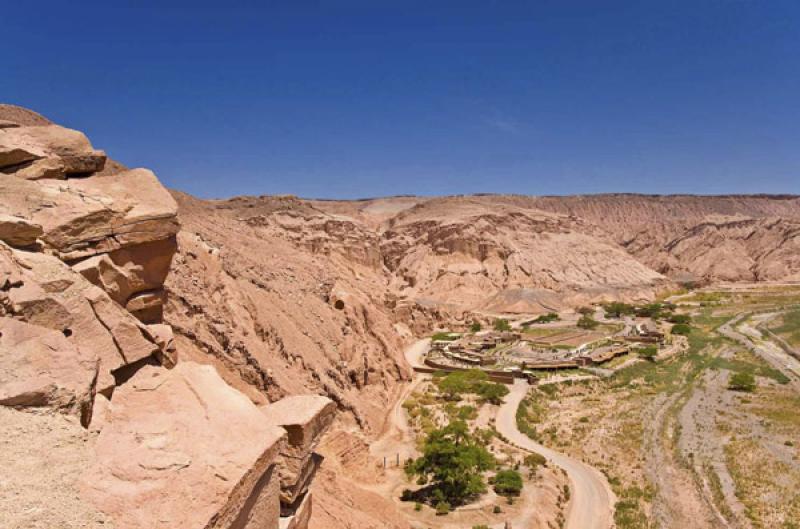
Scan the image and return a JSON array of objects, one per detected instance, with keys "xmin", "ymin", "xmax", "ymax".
[
  {"xmin": 494, "ymin": 318, "xmax": 511, "ymax": 331},
  {"xmin": 671, "ymin": 323, "xmax": 692, "ymax": 335},
  {"xmin": 531, "ymin": 312, "xmax": 560, "ymax": 324},
  {"xmin": 523, "ymin": 452, "xmax": 547, "ymax": 469},
  {"xmin": 493, "ymin": 469, "xmax": 524, "ymax": 496},
  {"xmin": 405, "ymin": 421, "xmax": 495, "ymax": 505},
  {"xmin": 436, "ymin": 369, "xmax": 489, "ymax": 400},
  {"xmin": 636, "ymin": 346, "xmax": 658, "ymax": 361},
  {"xmin": 470, "ymin": 322, "xmax": 482, "ymax": 333},
  {"xmin": 603, "ymin": 302, "xmax": 635, "ymax": 318},
  {"xmin": 577, "ymin": 315, "xmax": 599, "ymax": 329},
  {"xmin": 668, "ymin": 313, "xmax": 692, "ymax": 324},
  {"xmin": 728, "ymin": 372, "xmax": 756, "ymax": 392},
  {"xmin": 636, "ymin": 303, "xmax": 665, "ymax": 319},
  {"xmin": 476, "ymin": 381, "xmax": 510, "ymax": 405}
]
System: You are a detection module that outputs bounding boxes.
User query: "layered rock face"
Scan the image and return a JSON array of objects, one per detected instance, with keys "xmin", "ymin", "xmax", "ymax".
[{"xmin": 0, "ymin": 105, "xmax": 333, "ymax": 529}]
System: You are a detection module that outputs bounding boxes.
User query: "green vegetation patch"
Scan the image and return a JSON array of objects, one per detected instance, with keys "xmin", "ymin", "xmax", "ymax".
[
  {"xmin": 492, "ymin": 469, "xmax": 524, "ymax": 496},
  {"xmin": 432, "ymin": 332, "xmax": 460, "ymax": 342},
  {"xmin": 435, "ymin": 369, "xmax": 510, "ymax": 404},
  {"xmin": 770, "ymin": 308, "xmax": 800, "ymax": 346},
  {"xmin": 403, "ymin": 420, "xmax": 496, "ymax": 506}
]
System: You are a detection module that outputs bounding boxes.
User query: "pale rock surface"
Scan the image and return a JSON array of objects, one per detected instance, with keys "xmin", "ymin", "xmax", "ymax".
[
  {"xmin": 0, "ymin": 169, "xmax": 178, "ymax": 260},
  {"xmin": 82, "ymin": 362, "xmax": 288, "ymax": 529},
  {"xmin": 0, "ymin": 318, "xmax": 98, "ymax": 426},
  {"xmin": 0, "ymin": 213, "xmax": 42, "ymax": 247},
  {"xmin": 260, "ymin": 396, "xmax": 336, "ymax": 505},
  {"xmin": 1, "ymin": 237, "xmax": 159, "ymax": 394},
  {"xmin": 0, "ymin": 124, "xmax": 106, "ymax": 174}
]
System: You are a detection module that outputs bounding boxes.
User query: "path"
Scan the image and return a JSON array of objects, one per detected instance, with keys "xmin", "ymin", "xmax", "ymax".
[
  {"xmin": 496, "ymin": 379, "xmax": 616, "ymax": 529},
  {"xmin": 371, "ymin": 339, "xmax": 430, "ymax": 461}
]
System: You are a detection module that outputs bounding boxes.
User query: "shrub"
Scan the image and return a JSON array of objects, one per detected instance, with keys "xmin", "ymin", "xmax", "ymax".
[
  {"xmin": 493, "ymin": 469, "xmax": 524, "ymax": 496},
  {"xmin": 493, "ymin": 505, "xmax": 502, "ymax": 514},
  {"xmin": 668, "ymin": 313, "xmax": 692, "ymax": 325},
  {"xmin": 636, "ymin": 346, "xmax": 658, "ymax": 361},
  {"xmin": 414, "ymin": 502, "xmax": 422, "ymax": 511},
  {"xmin": 531, "ymin": 312, "xmax": 560, "ymax": 324},
  {"xmin": 728, "ymin": 372, "xmax": 756, "ymax": 392},
  {"xmin": 432, "ymin": 332, "xmax": 458, "ymax": 342},
  {"xmin": 473, "ymin": 526, "xmax": 490, "ymax": 529},
  {"xmin": 671, "ymin": 323, "xmax": 692, "ymax": 335},
  {"xmin": 405, "ymin": 420, "xmax": 495, "ymax": 505},
  {"xmin": 577, "ymin": 306, "xmax": 594, "ymax": 316},
  {"xmin": 603, "ymin": 302, "xmax": 635, "ymax": 318},
  {"xmin": 524, "ymin": 452, "xmax": 547, "ymax": 469},
  {"xmin": 476, "ymin": 381, "xmax": 510, "ymax": 405},
  {"xmin": 577, "ymin": 315, "xmax": 599, "ymax": 329},
  {"xmin": 494, "ymin": 318, "xmax": 511, "ymax": 331},
  {"xmin": 470, "ymin": 322, "xmax": 482, "ymax": 332},
  {"xmin": 435, "ymin": 501, "xmax": 450, "ymax": 515}
]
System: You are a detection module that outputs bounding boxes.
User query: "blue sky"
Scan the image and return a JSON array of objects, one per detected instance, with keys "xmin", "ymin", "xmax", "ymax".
[{"xmin": 4, "ymin": 1, "xmax": 799, "ymax": 198}]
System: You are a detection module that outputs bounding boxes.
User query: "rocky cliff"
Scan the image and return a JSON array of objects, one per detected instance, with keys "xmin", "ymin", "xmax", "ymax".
[{"xmin": 0, "ymin": 105, "xmax": 333, "ymax": 529}]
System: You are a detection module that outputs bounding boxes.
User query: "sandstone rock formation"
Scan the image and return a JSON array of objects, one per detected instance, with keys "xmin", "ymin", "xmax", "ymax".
[
  {"xmin": 83, "ymin": 362, "xmax": 289, "ymax": 529},
  {"xmin": 0, "ymin": 105, "xmax": 336, "ymax": 529}
]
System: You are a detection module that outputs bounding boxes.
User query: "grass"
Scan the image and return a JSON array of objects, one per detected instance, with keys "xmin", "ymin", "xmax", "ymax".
[
  {"xmin": 770, "ymin": 308, "xmax": 800, "ymax": 347},
  {"xmin": 708, "ymin": 355, "xmax": 790, "ymax": 385},
  {"xmin": 613, "ymin": 485, "xmax": 655, "ymax": 529}
]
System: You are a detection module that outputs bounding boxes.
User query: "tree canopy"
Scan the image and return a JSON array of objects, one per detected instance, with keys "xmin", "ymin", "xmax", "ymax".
[
  {"xmin": 436, "ymin": 370, "xmax": 509, "ymax": 404},
  {"xmin": 405, "ymin": 420, "xmax": 495, "ymax": 505}
]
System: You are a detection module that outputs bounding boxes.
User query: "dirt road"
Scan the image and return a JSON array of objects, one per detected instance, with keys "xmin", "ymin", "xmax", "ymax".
[{"xmin": 496, "ymin": 379, "xmax": 616, "ymax": 529}]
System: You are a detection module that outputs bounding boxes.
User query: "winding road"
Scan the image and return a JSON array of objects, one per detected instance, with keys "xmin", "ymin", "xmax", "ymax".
[
  {"xmin": 496, "ymin": 379, "xmax": 616, "ymax": 529},
  {"xmin": 391, "ymin": 338, "xmax": 615, "ymax": 529}
]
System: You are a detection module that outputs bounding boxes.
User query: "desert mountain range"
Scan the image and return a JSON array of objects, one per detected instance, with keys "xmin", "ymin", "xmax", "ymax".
[{"xmin": 1, "ymin": 104, "xmax": 799, "ymax": 529}]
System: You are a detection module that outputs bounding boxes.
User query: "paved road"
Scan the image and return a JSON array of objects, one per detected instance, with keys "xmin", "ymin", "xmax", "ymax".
[{"xmin": 496, "ymin": 380, "xmax": 616, "ymax": 529}]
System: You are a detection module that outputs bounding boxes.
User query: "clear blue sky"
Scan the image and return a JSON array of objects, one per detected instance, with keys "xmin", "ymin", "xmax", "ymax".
[{"xmin": 4, "ymin": 1, "xmax": 799, "ymax": 199}]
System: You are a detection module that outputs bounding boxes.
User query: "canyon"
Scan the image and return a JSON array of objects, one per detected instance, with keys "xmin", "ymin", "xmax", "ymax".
[{"xmin": 1, "ymin": 104, "xmax": 800, "ymax": 529}]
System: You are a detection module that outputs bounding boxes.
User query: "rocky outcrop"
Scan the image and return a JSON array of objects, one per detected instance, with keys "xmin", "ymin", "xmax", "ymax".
[
  {"xmin": 260, "ymin": 396, "xmax": 336, "ymax": 508},
  {"xmin": 0, "ymin": 105, "xmax": 179, "ymax": 328},
  {"xmin": 82, "ymin": 362, "xmax": 290, "ymax": 529},
  {"xmin": 0, "ymin": 318, "xmax": 98, "ymax": 426},
  {"xmin": 0, "ymin": 105, "xmax": 336, "ymax": 529},
  {"xmin": 0, "ymin": 123, "xmax": 106, "ymax": 178}
]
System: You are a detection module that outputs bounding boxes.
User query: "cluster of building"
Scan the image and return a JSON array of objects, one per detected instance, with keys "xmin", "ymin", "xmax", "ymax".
[{"xmin": 425, "ymin": 319, "xmax": 668, "ymax": 379}]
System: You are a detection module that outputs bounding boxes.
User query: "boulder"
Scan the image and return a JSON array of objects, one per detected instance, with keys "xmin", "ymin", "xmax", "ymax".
[
  {"xmin": 259, "ymin": 396, "xmax": 335, "ymax": 508},
  {"xmin": 260, "ymin": 395, "xmax": 336, "ymax": 456},
  {"xmin": 145, "ymin": 323, "xmax": 178, "ymax": 368},
  {"xmin": 0, "ymin": 213, "xmax": 42, "ymax": 247},
  {"xmin": 0, "ymin": 170, "xmax": 179, "ymax": 260},
  {"xmin": 82, "ymin": 362, "xmax": 288, "ymax": 529},
  {"xmin": 73, "ymin": 237, "xmax": 177, "ymax": 315},
  {"xmin": 0, "ymin": 318, "xmax": 98, "ymax": 426},
  {"xmin": 1, "ymin": 244, "xmax": 160, "ymax": 393},
  {"xmin": 0, "ymin": 124, "xmax": 105, "ymax": 174},
  {"xmin": 126, "ymin": 290, "xmax": 166, "ymax": 323},
  {"xmin": 83, "ymin": 286, "xmax": 158, "ymax": 366},
  {"xmin": 4, "ymin": 157, "xmax": 66, "ymax": 180}
]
